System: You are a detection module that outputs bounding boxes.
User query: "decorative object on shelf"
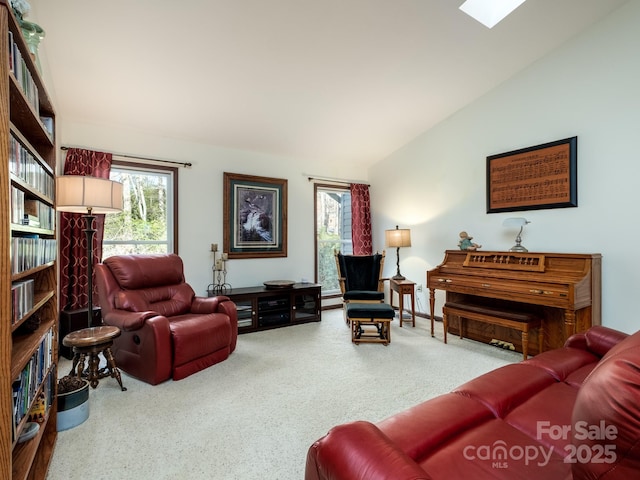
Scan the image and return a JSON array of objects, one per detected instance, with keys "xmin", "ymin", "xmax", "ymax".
[
  {"xmin": 17, "ymin": 312, "xmax": 40, "ymax": 333},
  {"xmin": 26, "ymin": 392, "xmax": 46, "ymax": 424},
  {"xmin": 503, "ymin": 217, "xmax": 531, "ymax": 252},
  {"xmin": 263, "ymin": 280, "xmax": 295, "ymax": 289},
  {"xmin": 385, "ymin": 225, "xmax": 411, "ymax": 280},
  {"xmin": 10, "ymin": 0, "xmax": 45, "ymax": 73},
  {"xmin": 17, "ymin": 421, "xmax": 39, "ymax": 443},
  {"xmin": 19, "ymin": 18, "xmax": 44, "ymax": 72},
  {"xmin": 486, "ymin": 136, "xmax": 578, "ymax": 213},
  {"xmin": 223, "ymin": 172, "xmax": 288, "ymax": 259},
  {"xmin": 458, "ymin": 231, "xmax": 481, "ymax": 251},
  {"xmin": 56, "ymin": 376, "xmax": 90, "ymax": 431},
  {"xmin": 9, "ymin": 0, "xmax": 30, "ymax": 17},
  {"xmin": 55, "ymin": 175, "xmax": 124, "ymax": 327},
  {"xmin": 207, "ymin": 243, "xmax": 231, "ymax": 295}
]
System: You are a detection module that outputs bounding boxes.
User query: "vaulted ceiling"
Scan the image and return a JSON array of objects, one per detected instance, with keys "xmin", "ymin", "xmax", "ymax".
[{"xmin": 31, "ymin": 0, "xmax": 628, "ymax": 166}]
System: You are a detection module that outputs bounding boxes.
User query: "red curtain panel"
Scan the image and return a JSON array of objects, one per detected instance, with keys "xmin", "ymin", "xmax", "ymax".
[{"xmin": 350, "ymin": 183, "xmax": 372, "ymax": 255}]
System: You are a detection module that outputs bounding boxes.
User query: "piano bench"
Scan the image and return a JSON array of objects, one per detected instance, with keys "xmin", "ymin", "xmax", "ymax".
[{"xmin": 443, "ymin": 302, "xmax": 543, "ymax": 360}]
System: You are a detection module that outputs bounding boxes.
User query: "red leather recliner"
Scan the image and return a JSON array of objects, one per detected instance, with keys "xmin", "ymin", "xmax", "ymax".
[{"xmin": 95, "ymin": 253, "xmax": 237, "ymax": 385}]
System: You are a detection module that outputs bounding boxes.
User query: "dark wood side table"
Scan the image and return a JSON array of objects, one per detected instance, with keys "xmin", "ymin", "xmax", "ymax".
[
  {"xmin": 389, "ymin": 278, "xmax": 416, "ymax": 327},
  {"xmin": 63, "ymin": 326, "xmax": 127, "ymax": 391},
  {"xmin": 59, "ymin": 307, "xmax": 101, "ymax": 360}
]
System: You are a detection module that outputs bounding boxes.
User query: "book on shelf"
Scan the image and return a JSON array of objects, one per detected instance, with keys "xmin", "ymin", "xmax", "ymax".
[
  {"xmin": 10, "ymin": 235, "xmax": 57, "ymax": 274},
  {"xmin": 10, "ymin": 185, "xmax": 24, "ymax": 224},
  {"xmin": 39, "ymin": 115, "xmax": 54, "ymax": 139},
  {"xmin": 10, "ymin": 191, "xmax": 55, "ymax": 230},
  {"xmin": 21, "ymin": 214, "xmax": 40, "ymax": 228},
  {"xmin": 9, "ymin": 133, "xmax": 55, "ymax": 199},
  {"xmin": 10, "ymin": 278, "xmax": 34, "ymax": 325},
  {"xmin": 24, "ymin": 199, "xmax": 38, "ymax": 216},
  {"xmin": 8, "ymin": 29, "xmax": 13, "ymax": 74},
  {"xmin": 7, "ymin": 29, "xmax": 40, "ymax": 115},
  {"xmin": 24, "ymin": 199, "xmax": 54, "ymax": 230},
  {"xmin": 12, "ymin": 330, "xmax": 54, "ymax": 430}
]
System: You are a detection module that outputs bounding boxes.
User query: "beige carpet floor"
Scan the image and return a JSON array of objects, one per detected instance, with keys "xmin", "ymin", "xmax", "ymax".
[{"xmin": 46, "ymin": 309, "xmax": 519, "ymax": 480}]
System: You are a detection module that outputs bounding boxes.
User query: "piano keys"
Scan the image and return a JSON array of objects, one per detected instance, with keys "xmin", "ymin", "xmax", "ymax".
[{"xmin": 427, "ymin": 250, "xmax": 601, "ymax": 355}]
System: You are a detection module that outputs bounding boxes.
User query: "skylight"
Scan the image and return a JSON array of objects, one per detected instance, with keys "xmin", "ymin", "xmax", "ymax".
[{"xmin": 459, "ymin": 0, "xmax": 526, "ymax": 28}]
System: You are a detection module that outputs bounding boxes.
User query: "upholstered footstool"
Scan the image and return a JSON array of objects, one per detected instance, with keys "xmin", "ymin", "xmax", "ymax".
[{"xmin": 346, "ymin": 303, "xmax": 395, "ymax": 345}]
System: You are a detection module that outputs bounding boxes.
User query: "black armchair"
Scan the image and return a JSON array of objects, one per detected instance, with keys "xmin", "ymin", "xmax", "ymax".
[{"xmin": 334, "ymin": 250, "xmax": 386, "ymax": 304}]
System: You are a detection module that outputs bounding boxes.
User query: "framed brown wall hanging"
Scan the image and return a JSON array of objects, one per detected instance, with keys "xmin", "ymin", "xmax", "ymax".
[
  {"xmin": 486, "ymin": 136, "xmax": 577, "ymax": 213},
  {"xmin": 223, "ymin": 172, "xmax": 288, "ymax": 259}
]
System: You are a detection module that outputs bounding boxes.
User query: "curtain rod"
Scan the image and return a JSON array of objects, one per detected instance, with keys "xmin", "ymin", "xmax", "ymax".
[
  {"xmin": 306, "ymin": 174, "xmax": 369, "ymax": 186},
  {"xmin": 61, "ymin": 146, "xmax": 192, "ymax": 168}
]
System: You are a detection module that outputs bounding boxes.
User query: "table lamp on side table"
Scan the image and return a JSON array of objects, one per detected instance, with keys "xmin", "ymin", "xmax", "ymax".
[{"xmin": 385, "ymin": 225, "xmax": 411, "ymax": 280}]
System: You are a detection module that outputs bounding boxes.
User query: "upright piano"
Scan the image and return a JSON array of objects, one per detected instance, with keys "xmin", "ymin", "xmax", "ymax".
[{"xmin": 427, "ymin": 250, "xmax": 601, "ymax": 355}]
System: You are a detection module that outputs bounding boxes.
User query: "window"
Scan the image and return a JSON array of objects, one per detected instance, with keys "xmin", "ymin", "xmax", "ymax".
[
  {"xmin": 103, "ymin": 162, "xmax": 177, "ymax": 258},
  {"xmin": 315, "ymin": 184, "xmax": 352, "ymax": 295}
]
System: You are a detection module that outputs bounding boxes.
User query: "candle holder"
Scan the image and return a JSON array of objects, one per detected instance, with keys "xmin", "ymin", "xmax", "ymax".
[{"xmin": 207, "ymin": 246, "xmax": 231, "ymax": 296}]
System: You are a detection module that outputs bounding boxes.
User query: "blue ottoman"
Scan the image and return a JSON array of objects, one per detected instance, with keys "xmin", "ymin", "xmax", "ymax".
[{"xmin": 346, "ymin": 303, "xmax": 395, "ymax": 345}]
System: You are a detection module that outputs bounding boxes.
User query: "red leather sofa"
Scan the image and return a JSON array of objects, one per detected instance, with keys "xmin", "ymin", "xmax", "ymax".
[
  {"xmin": 96, "ymin": 254, "xmax": 237, "ymax": 385},
  {"xmin": 306, "ymin": 325, "xmax": 640, "ymax": 479}
]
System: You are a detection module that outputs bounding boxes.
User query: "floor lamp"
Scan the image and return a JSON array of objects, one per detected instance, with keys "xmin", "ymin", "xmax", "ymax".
[
  {"xmin": 56, "ymin": 176, "xmax": 123, "ymax": 328},
  {"xmin": 385, "ymin": 225, "xmax": 412, "ymax": 280}
]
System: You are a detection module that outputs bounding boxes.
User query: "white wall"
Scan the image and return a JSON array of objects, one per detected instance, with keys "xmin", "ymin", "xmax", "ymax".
[
  {"xmin": 57, "ymin": 120, "xmax": 366, "ymax": 295},
  {"xmin": 369, "ymin": 0, "xmax": 640, "ymax": 333}
]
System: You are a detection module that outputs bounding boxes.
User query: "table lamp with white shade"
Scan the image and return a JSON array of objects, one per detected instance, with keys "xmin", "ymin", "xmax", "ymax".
[{"xmin": 385, "ymin": 225, "xmax": 412, "ymax": 280}]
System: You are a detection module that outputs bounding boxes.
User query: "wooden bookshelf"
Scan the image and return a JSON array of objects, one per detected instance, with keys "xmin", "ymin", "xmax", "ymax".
[{"xmin": 0, "ymin": 2, "xmax": 58, "ymax": 479}]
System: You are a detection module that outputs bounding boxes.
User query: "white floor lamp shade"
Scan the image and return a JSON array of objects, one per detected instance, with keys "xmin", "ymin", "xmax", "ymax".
[{"xmin": 56, "ymin": 176, "xmax": 123, "ymax": 214}]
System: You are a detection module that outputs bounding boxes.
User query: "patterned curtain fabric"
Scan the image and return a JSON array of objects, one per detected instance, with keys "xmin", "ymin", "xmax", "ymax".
[
  {"xmin": 350, "ymin": 183, "xmax": 372, "ymax": 255},
  {"xmin": 59, "ymin": 149, "xmax": 113, "ymax": 311}
]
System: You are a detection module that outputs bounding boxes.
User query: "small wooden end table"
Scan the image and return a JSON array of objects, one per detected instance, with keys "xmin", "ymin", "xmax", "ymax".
[
  {"xmin": 389, "ymin": 278, "xmax": 416, "ymax": 327},
  {"xmin": 63, "ymin": 326, "xmax": 127, "ymax": 391}
]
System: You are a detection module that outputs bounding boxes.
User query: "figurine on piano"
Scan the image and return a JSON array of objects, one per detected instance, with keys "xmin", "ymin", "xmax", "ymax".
[{"xmin": 458, "ymin": 231, "xmax": 481, "ymax": 251}]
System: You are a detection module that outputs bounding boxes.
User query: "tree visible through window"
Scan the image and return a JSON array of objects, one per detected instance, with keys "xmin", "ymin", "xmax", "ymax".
[
  {"xmin": 315, "ymin": 185, "xmax": 352, "ymax": 295},
  {"xmin": 103, "ymin": 163, "xmax": 176, "ymax": 258}
]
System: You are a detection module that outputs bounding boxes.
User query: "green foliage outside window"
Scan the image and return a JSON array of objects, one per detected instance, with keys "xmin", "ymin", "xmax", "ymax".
[
  {"xmin": 103, "ymin": 169, "xmax": 170, "ymax": 257},
  {"xmin": 316, "ymin": 187, "xmax": 352, "ymax": 294},
  {"xmin": 317, "ymin": 226, "xmax": 342, "ymax": 293}
]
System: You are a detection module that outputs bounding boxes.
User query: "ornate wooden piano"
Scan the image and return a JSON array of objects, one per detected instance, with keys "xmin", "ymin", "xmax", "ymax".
[{"xmin": 427, "ymin": 250, "xmax": 601, "ymax": 355}]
